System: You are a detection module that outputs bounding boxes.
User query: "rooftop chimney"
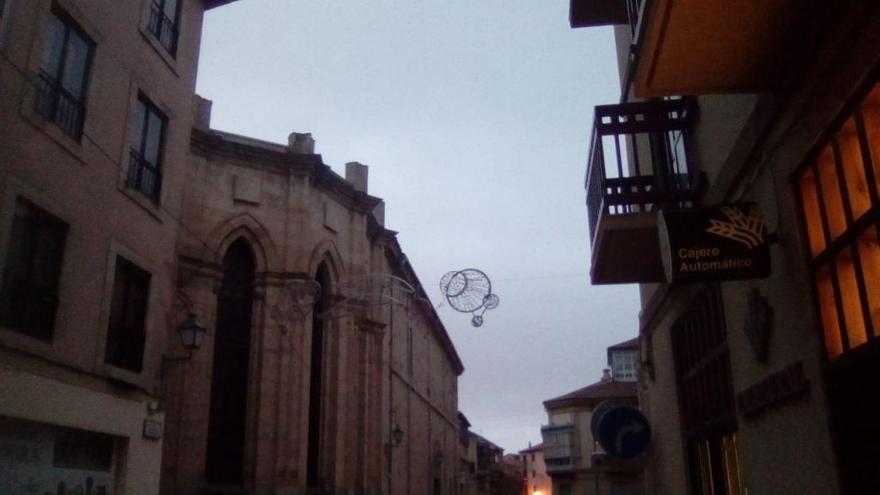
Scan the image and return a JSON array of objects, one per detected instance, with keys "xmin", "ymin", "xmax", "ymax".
[
  {"xmin": 288, "ymin": 132, "xmax": 315, "ymax": 154},
  {"xmin": 345, "ymin": 161, "xmax": 368, "ymax": 193},
  {"xmin": 194, "ymin": 95, "xmax": 212, "ymax": 129},
  {"xmin": 602, "ymin": 368, "xmax": 612, "ymax": 382}
]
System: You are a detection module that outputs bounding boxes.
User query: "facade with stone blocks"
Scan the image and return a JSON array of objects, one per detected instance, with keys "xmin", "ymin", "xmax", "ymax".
[
  {"xmin": 159, "ymin": 110, "xmax": 463, "ymax": 495},
  {"xmin": 0, "ymin": 1, "xmax": 463, "ymax": 495},
  {"xmin": 0, "ymin": 1, "xmax": 235, "ymax": 494}
]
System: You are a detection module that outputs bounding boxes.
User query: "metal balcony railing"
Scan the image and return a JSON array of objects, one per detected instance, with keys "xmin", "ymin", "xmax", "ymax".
[
  {"xmin": 585, "ymin": 98, "xmax": 698, "ymax": 246},
  {"xmin": 127, "ymin": 149, "xmax": 162, "ymax": 201},
  {"xmin": 541, "ymin": 423, "xmax": 578, "ymax": 472},
  {"xmin": 34, "ymin": 71, "xmax": 85, "ymax": 140},
  {"xmin": 148, "ymin": 1, "xmax": 179, "ymax": 56},
  {"xmin": 625, "ymin": 0, "xmax": 644, "ymax": 36}
]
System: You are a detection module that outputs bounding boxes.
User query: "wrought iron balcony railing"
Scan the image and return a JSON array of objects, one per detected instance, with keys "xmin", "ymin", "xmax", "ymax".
[
  {"xmin": 127, "ymin": 149, "xmax": 162, "ymax": 201},
  {"xmin": 34, "ymin": 71, "xmax": 85, "ymax": 140},
  {"xmin": 585, "ymin": 98, "xmax": 699, "ymax": 246},
  {"xmin": 148, "ymin": 1, "xmax": 179, "ymax": 56}
]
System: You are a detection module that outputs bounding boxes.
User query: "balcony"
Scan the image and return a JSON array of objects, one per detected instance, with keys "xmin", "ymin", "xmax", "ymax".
[
  {"xmin": 127, "ymin": 149, "xmax": 163, "ymax": 201},
  {"xmin": 586, "ymin": 98, "xmax": 698, "ymax": 284},
  {"xmin": 570, "ymin": 0, "xmax": 846, "ymax": 97},
  {"xmin": 541, "ymin": 424, "xmax": 579, "ymax": 473}
]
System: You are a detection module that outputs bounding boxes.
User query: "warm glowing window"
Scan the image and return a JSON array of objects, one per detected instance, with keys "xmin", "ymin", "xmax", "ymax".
[{"xmin": 796, "ymin": 83, "xmax": 880, "ymax": 359}]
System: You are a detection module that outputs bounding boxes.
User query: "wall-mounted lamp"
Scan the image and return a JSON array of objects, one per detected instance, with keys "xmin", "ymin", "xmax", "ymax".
[
  {"xmin": 392, "ymin": 424, "xmax": 404, "ymax": 446},
  {"xmin": 150, "ymin": 305, "xmax": 207, "ymax": 414},
  {"xmin": 174, "ymin": 313, "xmax": 207, "ymax": 356}
]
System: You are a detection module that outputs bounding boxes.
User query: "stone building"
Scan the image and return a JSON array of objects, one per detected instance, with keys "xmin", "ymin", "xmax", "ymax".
[
  {"xmin": 0, "ymin": 1, "xmax": 464, "ymax": 495},
  {"xmin": 0, "ymin": 1, "xmax": 236, "ymax": 494},
  {"xmin": 159, "ymin": 102, "xmax": 463, "ymax": 495},
  {"xmin": 573, "ymin": 0, "xmax": 880, "ymax": 493}
]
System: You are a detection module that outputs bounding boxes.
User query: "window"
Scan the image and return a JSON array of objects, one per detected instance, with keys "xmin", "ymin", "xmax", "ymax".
[
  {"xmin": 672, "ymin": 286, "xmax": 743, "ymax": 495},
  {"xmin": 34, "ymin": 8, "xmax": 94, "ymax": 140},
  {"xmin": 0, "ymin": 198, "xmax": 67, "ymax": 340},
  {"xmin": 0, "ymin": 417, "xmax": 119, "ymax": 494},
  {"xmin": 796, "ymin": 83, "xmax": 880, "ymax": 360},
  {"xmin": 128, "ymin": 95, "xmax": 167, "ymax": 201},
  {"xmin": 147, "ymin": 0, "xmax": 180, "ymax": 56},
  {"xmin": 104, "ymin": 256, "xmax": 150, "ymax": 372}
]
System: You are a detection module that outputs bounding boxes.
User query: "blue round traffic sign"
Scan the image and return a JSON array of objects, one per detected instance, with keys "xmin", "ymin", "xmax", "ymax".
[{"xmin": 595, "ymin": 405, "xmax": 651, "ymax": 458}]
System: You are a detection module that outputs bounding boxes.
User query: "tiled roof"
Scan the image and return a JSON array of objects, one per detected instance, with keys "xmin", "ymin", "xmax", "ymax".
[
  {"xmin": 518, "ymin": 443, "xmax": 544, "ymax": 453},
  {"xmin": 608, "ymin": 336, "xmax": 639, "ymax": 350},
  {"xmin": 543, "ymin": 379, "xmax": 637, "ymax": 409}
]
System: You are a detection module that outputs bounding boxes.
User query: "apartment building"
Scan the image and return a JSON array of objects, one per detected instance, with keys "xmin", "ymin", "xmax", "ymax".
[
  {"xmin": 519, "ymin": 443, "xmax": 552, "ymax": 495},
  {"xmin": 0, "ymin": 1, "xmax": 235, "ymax": 493},
  {"xmin": 540, "ymin": 373, "xmax": 642, "ymax": 495},
  {"xmin": 573, "ymin": 0, "xmax": 880, "ymax": 494}
]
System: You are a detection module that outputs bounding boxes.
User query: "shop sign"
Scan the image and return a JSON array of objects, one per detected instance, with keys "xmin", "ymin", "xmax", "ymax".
[
  {"xmin": 593, "ymin": 405, "xmax": 651, "ymax": 459},
  {"xmin": 736, "ymin": 361, "xmax": 810, "ymax": 418},
  {"xmin": 658, "ymin": 204, "xmax": 771, "ymax": 283}
]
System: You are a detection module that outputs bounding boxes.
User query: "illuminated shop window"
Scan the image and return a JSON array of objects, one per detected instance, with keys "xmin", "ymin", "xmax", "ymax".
[{"xmin": 796, "ymin": 84, "xmax": 880, "ymax": 359}]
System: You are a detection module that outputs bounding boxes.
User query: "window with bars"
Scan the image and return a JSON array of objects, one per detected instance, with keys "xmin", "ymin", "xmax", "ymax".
[
  {"xmin": 35, "ymin": 8, "xmax": 94, "ymax": 140},
  {"xmin": 147, "ymin": 0, "xmax": 180, "ymax": 56},
  {"xmin": 796, "ymin": 83, "xmax": 880, "ymax": 360},
  {"xmin": 0, "ymin": 198, "xmax": 68, "ymax": 340},
  {"xmin": 128, "ymin": 95, "xmax": 166, "ymax": 201},
  {"xmin": 672, "ymin": 286, "xmax": 744, "ymax": 495},
  {"xmin": 104, "ymin": 257, "xmax": 151, "ymax": 372}
]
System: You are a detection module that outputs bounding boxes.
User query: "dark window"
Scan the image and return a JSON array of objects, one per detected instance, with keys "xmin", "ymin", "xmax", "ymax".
[
  {"xmin": 53, "ymin": 427, "xmax": 114, "ymax": 471},
  {"xmin": 0, "ymin": 198, "xmax": 67, "ymax": 340},
  {"xmin": 104, "ymin": 257, "xmax": 150, "ymax": 372},
  {"xmin": 127, "ymin": 95, "xmax": 166, "ymax": 201},
  {"xmin": 34, "ymin": 9, "xmax": 94, "ymax": 140},
  {"xmin": 147, "ymin": 0, "xmax": 180, "ymax": 56},
  {"xmin": 672, "ymin": 286, "xmax": 743, "ymax": 495}
]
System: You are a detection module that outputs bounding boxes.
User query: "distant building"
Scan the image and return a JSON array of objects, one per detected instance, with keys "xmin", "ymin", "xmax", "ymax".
[
  {"xmin": 607, "ymin": 337, "xmax": 638, "ymax": 382},
  {"xmin": 541, "ymin": 338, "xmax": 644, "ymax": 495},
  {"xmin": 519, "ymin": 443, "xmax": 552, "ymax": 495},
  {"xmin": 457, "ymin": 427, "xmax": 520, "ymax": 495}
]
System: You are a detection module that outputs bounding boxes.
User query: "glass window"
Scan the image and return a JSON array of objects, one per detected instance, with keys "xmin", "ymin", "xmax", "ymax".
[
  {"xmin": 35, "ymin": 9, "xmax": 94, "ymax": 140},
  {"xmin": 147, "ymin": 0, "xmax": 180, "ymax": 56},
  {"xmin": 127, "ymin": 95, "xmax": 167, "ymax": 201},
  {"xmin": 104, "ymin": 257, "xmax": 151, "ymax": 372},
  {"xmin": 796, "ymin": 83, "xmax": 880, "ymax": 359},
  {"xmin": 0, "ymin": 198, "xmax": 68, "ymax": 340},
  {"xmin": 0, "ymin": 416, "xmax": 119, "ymax": 495}
]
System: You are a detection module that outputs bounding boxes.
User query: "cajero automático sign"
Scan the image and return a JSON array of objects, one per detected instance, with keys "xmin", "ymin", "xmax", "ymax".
[{"xmin": 658, "ymin": 204, "xmax": 771, "ymax": 283}]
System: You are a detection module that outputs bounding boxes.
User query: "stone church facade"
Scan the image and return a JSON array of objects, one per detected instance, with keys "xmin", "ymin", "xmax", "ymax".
[{"xmin": 159, "ymin": 100, "xmax": 464, "ymax": 495}]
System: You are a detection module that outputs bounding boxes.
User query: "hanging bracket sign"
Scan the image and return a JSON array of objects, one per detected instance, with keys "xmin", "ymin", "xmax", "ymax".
[{"xmin": 658, "ymin": 204, "xmax": 771, "ymax": 283}]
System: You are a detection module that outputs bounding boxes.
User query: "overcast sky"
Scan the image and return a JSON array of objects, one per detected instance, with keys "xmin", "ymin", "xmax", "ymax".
[{"xmin": 197, "ymin": 0, "xmax": 641, "ymax": 452}]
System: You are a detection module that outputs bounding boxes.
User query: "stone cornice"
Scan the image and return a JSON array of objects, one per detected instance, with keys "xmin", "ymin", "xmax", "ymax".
[
  {"xmin": 384, "ymin": 241, "xmax": 465, "ymax": 375},
  {"xmin": 190, "ymin": 127, "xmax": 383, "ymax": 215}
]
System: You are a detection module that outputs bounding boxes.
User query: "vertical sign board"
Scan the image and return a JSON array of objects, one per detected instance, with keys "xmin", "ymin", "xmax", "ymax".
[{"xmin": 658, "ymin": 204, "xmax": 771, "ymax": 283}]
